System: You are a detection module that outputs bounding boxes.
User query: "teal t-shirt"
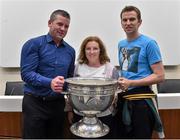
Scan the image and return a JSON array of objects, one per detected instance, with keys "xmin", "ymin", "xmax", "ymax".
[{"xmin": 118, "ymin": 34, "xmax": 162, "ymax": 81}]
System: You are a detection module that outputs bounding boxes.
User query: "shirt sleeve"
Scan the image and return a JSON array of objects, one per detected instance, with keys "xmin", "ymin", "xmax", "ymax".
[
  {"xmin": 104, "ymin": 62, "xmax": 114, "ymax": 78},
  {"xmin": 67, "ymin": 49, "xmax": 76, "ymax": 78},
  {"xmin": 20, "ymin": 39, "xmax": 52, "ymax": 88},
  {"xmin": 73, "ymin": 63, "xmax": 79, "ymax": 77},
  {"xmin": 146, "ymin": 40, "xmax": 162, "ymax": 65}
]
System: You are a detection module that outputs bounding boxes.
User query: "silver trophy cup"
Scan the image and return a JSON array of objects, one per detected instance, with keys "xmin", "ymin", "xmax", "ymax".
[{"xmin": 65, "ymin": 77, "xmax": 117, "ymax": 138}]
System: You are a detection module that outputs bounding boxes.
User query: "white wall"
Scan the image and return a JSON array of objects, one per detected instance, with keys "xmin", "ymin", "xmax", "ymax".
[{"xmin": 0, "ymin": 0, "xmax": 180, "ymax": 67}]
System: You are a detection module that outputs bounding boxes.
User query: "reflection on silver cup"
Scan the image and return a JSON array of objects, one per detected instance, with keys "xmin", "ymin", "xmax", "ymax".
[{"xmin": 65, "ymin": 77, "xmax": 117, "ymax": 138}]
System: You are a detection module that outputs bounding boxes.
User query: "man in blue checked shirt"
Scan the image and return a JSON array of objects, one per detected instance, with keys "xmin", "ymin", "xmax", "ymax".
[{"xmin": 20, "ymin": 9, "xmax": 75, "ymax": 139}]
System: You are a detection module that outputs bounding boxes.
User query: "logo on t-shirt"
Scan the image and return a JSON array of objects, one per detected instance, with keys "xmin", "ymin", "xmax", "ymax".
[{"xmin": 119, "ymin": 46, "xmax": 140, "ymax": 73}]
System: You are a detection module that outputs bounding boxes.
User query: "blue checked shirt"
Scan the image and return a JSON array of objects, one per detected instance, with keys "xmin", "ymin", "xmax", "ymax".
[{"xmin": 20, "ymin": 33, "xmax": 75, "ymax": 97}]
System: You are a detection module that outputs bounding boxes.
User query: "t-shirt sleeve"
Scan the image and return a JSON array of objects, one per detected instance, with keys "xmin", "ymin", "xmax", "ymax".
[{"xmin": 146, "ymin": 40, "xmax": 162, "ymax": 65}]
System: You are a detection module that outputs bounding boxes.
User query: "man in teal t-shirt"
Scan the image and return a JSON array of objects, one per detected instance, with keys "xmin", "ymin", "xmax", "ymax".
[{"xmin": 115, "ymin": 5, "xmax": 165, "ymax": 139}]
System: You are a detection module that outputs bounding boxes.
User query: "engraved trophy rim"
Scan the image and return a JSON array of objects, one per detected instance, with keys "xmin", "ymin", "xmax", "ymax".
[{"xmin": 65, "ymin": 77, "xmax": 118, "ymax": 86}]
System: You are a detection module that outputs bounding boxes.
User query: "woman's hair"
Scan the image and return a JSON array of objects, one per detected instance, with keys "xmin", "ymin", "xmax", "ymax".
[{"xmin": 77, "ymin": 36, "xmax": 110, "ymax": 64}]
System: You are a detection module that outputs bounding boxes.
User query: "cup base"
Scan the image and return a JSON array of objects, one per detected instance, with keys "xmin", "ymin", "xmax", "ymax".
[{"xmin": 70, "ymin": 117, "xmax": 109, "ymax": 138}]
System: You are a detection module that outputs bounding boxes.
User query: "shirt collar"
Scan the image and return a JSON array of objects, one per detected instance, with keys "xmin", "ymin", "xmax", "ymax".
[{"xmin": 46, "ymin": 33, "xmax": 66, "ymax": 47}]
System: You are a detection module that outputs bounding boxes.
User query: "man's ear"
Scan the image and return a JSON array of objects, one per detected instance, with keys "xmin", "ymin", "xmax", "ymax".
[
  {"xmin": 139, "ymin": 19, "xmax": 142, "ymax": 25},
  {"xmin": 48, "ymin": 20, "xmax": 52, "ymax": 27}
]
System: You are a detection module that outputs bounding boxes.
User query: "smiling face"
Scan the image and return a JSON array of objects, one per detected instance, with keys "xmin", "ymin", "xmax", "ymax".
[
  {"xmin": 85, "ymin": 41, "xmax": 101, "ymax": 66},
  {"xmin": 48, "ymin": 15, "xmax": 70, "ymax": 44},
  {"xmin": 78, "ymin": 36, "xmax": 110, "ymax": 65},
  {"xmin": 121, "ymin": 11, "xmax": 142, "ymax": 39}
]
